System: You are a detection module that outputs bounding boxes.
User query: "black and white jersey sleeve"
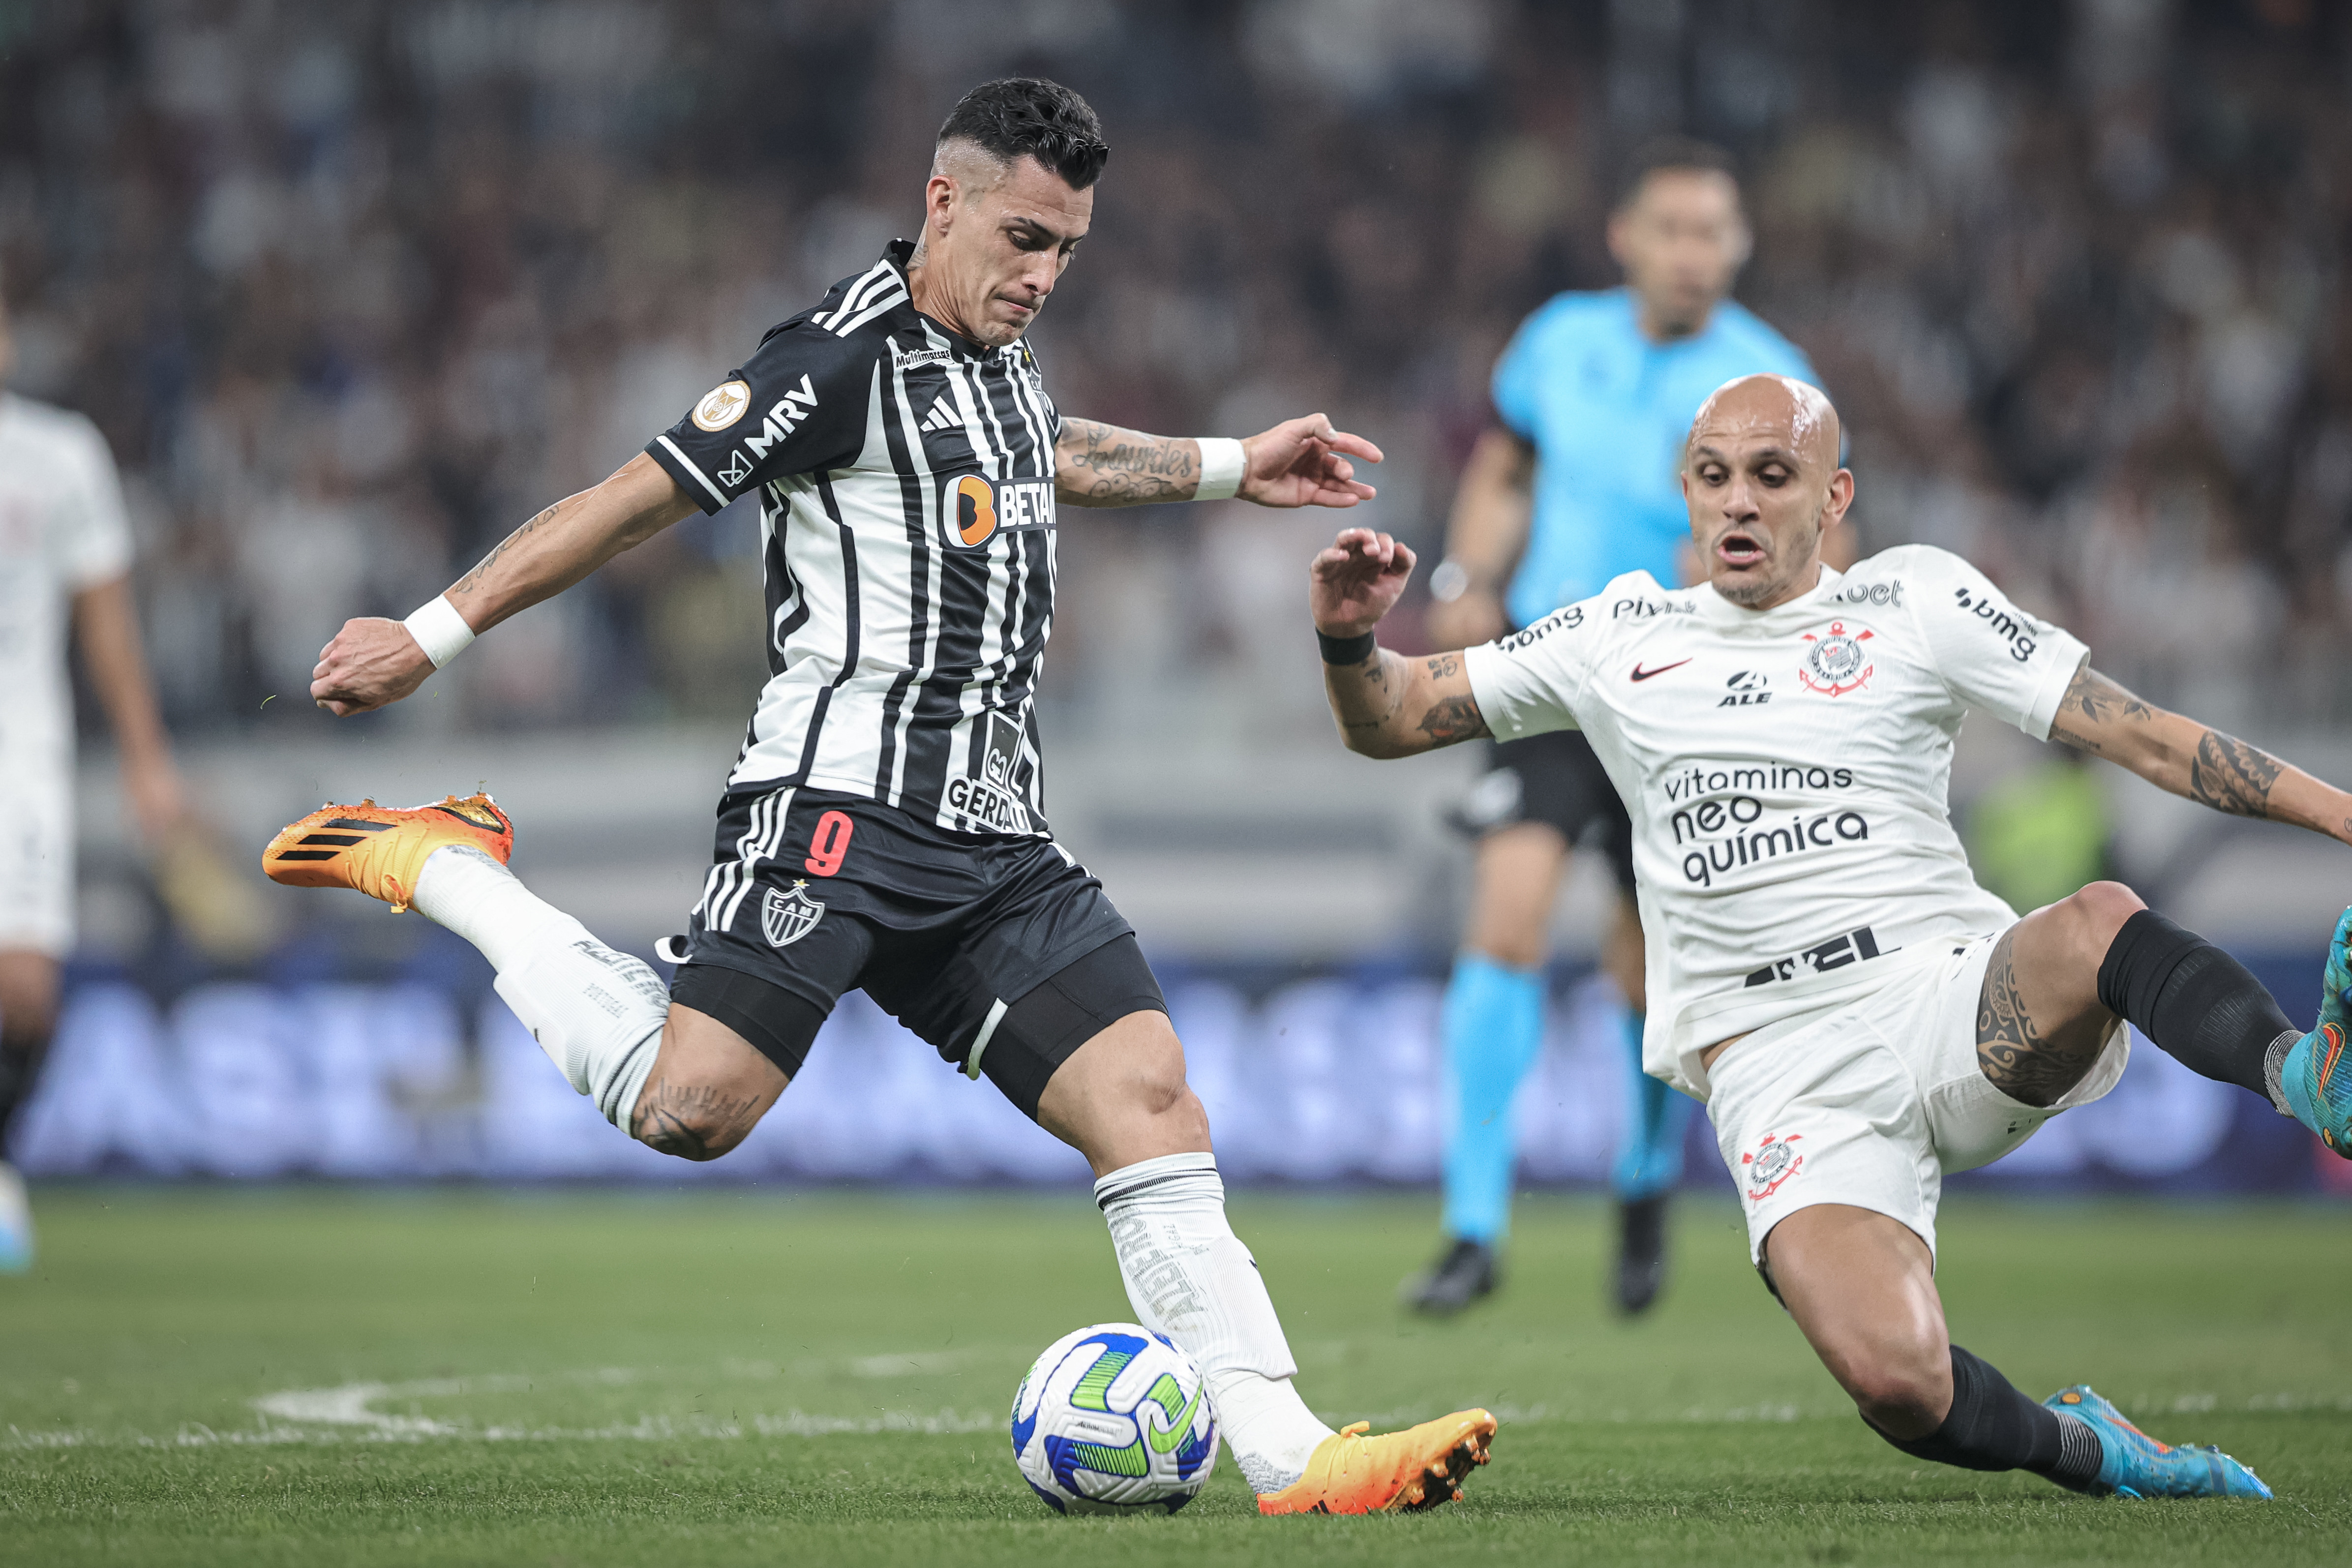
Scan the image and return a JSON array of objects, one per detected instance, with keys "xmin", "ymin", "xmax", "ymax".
[{"xmin": 647, "ymin": 318, "xmax": 878, "ymax": 513}]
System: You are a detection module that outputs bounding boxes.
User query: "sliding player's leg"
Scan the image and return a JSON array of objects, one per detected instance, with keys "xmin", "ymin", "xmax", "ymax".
[
  {"xmin": 1711, "ymin": 930, "xmax": 2268, "ymax": 1500},
  {"xmin": 0, "ymin": 949, "xmax": 60, "ymax": 1271},
  {"xmin": 1765, "ymin": 1204, "xmax": 2268, "ymax": 1498},
  {"xmin": 1982, "ymin": 879, "xmax": 2352, "ymax": 1156},
  {"xmin": 1408, "ymin": 818, "xmax": 1564, "ymax": 1316}
]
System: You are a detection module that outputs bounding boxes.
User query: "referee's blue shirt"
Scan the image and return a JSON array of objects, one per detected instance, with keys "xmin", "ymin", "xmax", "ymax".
[{"xmin": 1492, "ymin": 286, "xmax": 1818, "ymax": 631}]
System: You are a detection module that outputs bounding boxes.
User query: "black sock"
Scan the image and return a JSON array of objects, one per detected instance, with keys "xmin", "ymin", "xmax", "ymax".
[
  {"xmin": 1870, "ymin": 1346, "xmax": 2103, "ymax": 1491},
  {"xmin": 2096, "ymin": 908, "xmax": 2299, "ymax": 1110},
  {"xmin": 0, "ymin": 1029, "xmax": 51, "ymax": 1158}
]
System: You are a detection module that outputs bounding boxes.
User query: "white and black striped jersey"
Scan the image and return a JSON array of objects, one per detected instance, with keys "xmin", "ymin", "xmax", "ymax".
[{"xmin": 647, "ymin": 241, "xmax": 1062, "ymax": 838}]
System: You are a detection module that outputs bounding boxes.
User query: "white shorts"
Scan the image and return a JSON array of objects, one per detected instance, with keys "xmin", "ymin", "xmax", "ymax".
[
  {"xmin": 0, "ymin": 761, "xmax": 73, "ymax": 955},
  {"xmin": 1706, "ymin": 927, "xmax": 2129, "ymax": 1267}
]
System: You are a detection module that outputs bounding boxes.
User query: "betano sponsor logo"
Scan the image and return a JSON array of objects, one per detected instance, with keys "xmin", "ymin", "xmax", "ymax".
[{"xmin": 940, "ymin": 474, "xmax": 1055, "ymax": 549}]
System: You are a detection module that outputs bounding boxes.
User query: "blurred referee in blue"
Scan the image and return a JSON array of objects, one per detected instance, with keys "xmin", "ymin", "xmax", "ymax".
[{"xmin": 1406, "ymin": 140, "xmax": 1819, "ymax": 1317}]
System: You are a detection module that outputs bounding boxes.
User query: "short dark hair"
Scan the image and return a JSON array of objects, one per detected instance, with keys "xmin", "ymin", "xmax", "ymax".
[
  {"xmin": 937, "ymin": 77, "xmax": 1109, "ymax": 191},
  {"xmin": 1615, "ymin": 136, "xmax": 1740, "ymax": 210}
]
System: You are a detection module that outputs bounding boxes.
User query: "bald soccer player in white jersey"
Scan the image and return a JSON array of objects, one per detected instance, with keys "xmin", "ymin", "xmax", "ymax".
[
  {"xmin": 1306, "ymin": 371, "xmax": 2352, "ymax": 1499},
  {"xmin": 0, "ymin": 293, "xmax": 185, "ymax": 1269},
  {"xmin": 264, "ymin": 78, "xmax": 1494, "ymax": 1516}
]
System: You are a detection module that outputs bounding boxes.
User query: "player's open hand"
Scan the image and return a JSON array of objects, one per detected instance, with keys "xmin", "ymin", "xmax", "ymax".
[
  {"xmin": 1311, "ymin": 527, "xmax": 1416, "ymax": 636},
  {"xmin": 1240, "ymin": 415, "xmax": 1381, "ymax": 509},
  {"xmin": 311, "ymin": 617, "xmax": 434, "ymax": 717}
]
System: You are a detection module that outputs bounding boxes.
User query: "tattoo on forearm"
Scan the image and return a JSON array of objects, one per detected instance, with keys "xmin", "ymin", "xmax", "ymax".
[
  {"xmin": 2048, "ymin": 665, "xmax": 2154, "ymax": 754},
  {"xmin": 2188, "ymin": 729, "xmax": 2284, "ymax": 818},
  {"xmin": 1975, "ymin": 928, "xmax": 2100, "ymax": 1109},
  {"xmin": 633, "ymin": 1082, "xmax": 762, "ymax": 1162},
  {"xmin": 1057, "ymin": 419, "xmax": 1199, "ymax": 504},
  {"xmin": 452, "ymin": 503, "xmax": 561, "ymax": 598},
  {"xmin": 1416, "ymin": 694, "xmax": 1489, "ymax": 746}
]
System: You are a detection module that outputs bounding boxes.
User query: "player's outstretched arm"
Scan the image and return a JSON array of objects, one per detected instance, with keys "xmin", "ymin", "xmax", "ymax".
[
  {"xmin": 2050, "ymin": 659, "xmax": 2352, "ymax": 846},
  {"xmin": 1055, "ymin": 414, "xmax": 1380, "ymax": 509},
  {"xmin": 309, "ymin": 453, "xmax": 698, "ymax": 716},
  {"xmin": 1312, "ymin": 527, "xmax": 1490, "ymax": 759}
]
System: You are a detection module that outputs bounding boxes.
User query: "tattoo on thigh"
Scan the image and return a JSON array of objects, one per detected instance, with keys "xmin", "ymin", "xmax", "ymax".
[
  {"xmin": 633, "ymin": 1081, "xmax": 763, "ymax": 1162},
  {"xmin": 1975, "ymin": 929, "xmax": 2100, "ymax": 1109}
]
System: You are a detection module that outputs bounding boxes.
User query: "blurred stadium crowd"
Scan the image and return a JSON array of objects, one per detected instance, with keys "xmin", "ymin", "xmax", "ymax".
[{"xmin": 1, "ymin": 0, "xmax": 2346, "ymax": 739}]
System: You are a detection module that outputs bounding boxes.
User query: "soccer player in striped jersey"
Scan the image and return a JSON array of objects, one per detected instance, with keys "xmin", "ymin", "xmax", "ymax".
[{"xmin": 273, "ymin": 78, "xmax": 1495, "ymax": 1515}]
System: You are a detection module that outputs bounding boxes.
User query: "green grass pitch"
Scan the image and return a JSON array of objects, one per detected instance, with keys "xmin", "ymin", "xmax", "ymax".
[{"xmin": 2, "ymin": 1187, "xmax": 2347, "ymax": 1566}]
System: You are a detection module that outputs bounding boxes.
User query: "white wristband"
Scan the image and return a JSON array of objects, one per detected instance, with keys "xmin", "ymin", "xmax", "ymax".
[
  {"xmin": 402, "ymin": 596, "xmax": 476, "ymax": 669},
  {"xmin": 1195, "ymin": 437, "xmax": 1246, "ymax": 502}
]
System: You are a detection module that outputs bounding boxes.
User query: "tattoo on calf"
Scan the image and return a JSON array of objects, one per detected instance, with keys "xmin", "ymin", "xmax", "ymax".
[
  {"xmin": 633, "ymin": 1082, "xmax": 763, "ymax": 1162},
  {"xmin": 2188, "ymin": 730, "xmax": 2283, "ymax": 819},
  {"xmin": 1975, "ymin": 928, "xmax": 2102, "ymax": 1109},
  {"xmin": 1416, "ymin": 694, "xmax": 1489, "ymax": 746}
]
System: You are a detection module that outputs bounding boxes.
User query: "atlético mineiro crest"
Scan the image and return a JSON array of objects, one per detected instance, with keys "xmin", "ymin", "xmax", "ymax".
[
  {"xmin": 762, "ymin": 881, "xmax": 825, "ymax": 948},
  {"xmin": 1798, "ymin": 621, "xmax": 1874, "ymax": 696},
  {"xmin": 1742, "ymin": 1133, "xmax": 1804, "ymax": 1200}
]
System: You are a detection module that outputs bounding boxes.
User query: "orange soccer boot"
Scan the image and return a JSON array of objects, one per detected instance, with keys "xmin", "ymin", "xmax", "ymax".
[
  {"xmin": 1255, "ymin": 1408, "xmax": 1497, "ymax": 1516},
  {"xmin": 262, "ymin": 794, "xmax": 513, "ymax": 912}
]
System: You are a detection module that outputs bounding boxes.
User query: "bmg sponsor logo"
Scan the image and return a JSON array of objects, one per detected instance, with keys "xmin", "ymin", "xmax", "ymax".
[
  {"xmin": 1496, "ymin": 603, "xmax": 1583, "ymax": 653},
  {"xmin": 1951, "ymin": 586, "xmax": 2043, "ymax": 663}
]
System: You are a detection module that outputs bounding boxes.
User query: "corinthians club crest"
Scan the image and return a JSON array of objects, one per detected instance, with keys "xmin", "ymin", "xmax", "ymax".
[
  {"xmin": 1798, "ymin": 620, "xmax": 1875, "ymax": 696},
  {"xmin": 1742, "ymin": 1133, "xmax": 1805, "ymax": 1200},
  {"xmin": 762, "ymin": 880, "xmax": 825, "ymax": 948}
]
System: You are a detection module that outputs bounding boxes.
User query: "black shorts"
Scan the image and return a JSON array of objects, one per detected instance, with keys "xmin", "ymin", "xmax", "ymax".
[
  {"xmin": 1450, "ymin": 728, "xmax": 1635, "ymax": 892},
  {"xmin": 668, "ymin": 786, "xmax": 1164, "ymax": 1118}
]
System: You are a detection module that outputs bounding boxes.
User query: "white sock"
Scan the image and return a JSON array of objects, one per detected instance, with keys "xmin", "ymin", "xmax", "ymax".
[
  {"xmin": 1095, "ymin": 1152, "xmax": 1334, "ymax": 1494},
  {"xmin": 413, "ymin": 844, "xmax": 665, "ymax": 1130}
]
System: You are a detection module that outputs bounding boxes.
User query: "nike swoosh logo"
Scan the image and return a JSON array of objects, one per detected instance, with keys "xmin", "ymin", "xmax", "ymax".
[{"xmin": 1629, "ymin": 659, "xmax": 1692, "ymax": 682}]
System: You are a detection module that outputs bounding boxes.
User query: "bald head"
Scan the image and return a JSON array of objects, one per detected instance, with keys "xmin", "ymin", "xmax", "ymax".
[
  {"xmin": 1681, "ymin": 374, "xmax": 1853, "ymax": 611},
  {"xmin": 1688, "ymin": 374, "xmax": 1839, "ymax": 471}
]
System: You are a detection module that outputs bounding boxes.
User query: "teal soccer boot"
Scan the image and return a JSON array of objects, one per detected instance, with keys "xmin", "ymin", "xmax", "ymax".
[
  {"xmin": 2047, "ymin": 1386, "xmax": 2271, "ymax": 1499},
  {"xmin": 2279, "ymin": 906, "xmax": 2352, "ymax": 1157}
]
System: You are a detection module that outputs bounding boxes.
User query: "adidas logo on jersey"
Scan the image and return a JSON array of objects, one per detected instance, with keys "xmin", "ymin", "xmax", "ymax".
[{"xmin": 921, "ymin": 397, "xmax": 960, "ymax": 433}]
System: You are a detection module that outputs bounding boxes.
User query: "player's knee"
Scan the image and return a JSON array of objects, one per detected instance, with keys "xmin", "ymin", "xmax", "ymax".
[
  {"xmin": 629, "ymin": 1076, "xmax": 765, "ymax": 1163},
  {"xmin": 1123, "ymin": 1016, "xmax": 1196, "ymax": 1122},
  {"xmin": 2057, "ymin": 880, "xmax": 2145, "ymax": 959}
]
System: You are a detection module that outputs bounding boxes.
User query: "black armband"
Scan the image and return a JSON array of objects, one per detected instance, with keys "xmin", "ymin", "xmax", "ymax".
[{"xmin": 1317, "ymin": 629, "xmax": 1378, "ymax": 665}]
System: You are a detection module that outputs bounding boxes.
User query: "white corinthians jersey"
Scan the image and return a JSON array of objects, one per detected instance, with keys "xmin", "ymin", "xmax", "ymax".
[
  {"xmin": 647, "ymin": 241, "xmax": 1060, "ymax": 837},
  {"xmin": 0, "ymin": 393, "xmax": 134, "ymax": 768},
  {"xmin": 1463, "ymin": 545, "xmax": 2088, "ymax": 1097}
]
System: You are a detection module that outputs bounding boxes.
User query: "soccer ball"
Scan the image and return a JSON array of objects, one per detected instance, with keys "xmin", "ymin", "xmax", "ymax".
[{"xmin": 1010, "ymin": 1324, "xmax": 1219, "ymax": 1513}]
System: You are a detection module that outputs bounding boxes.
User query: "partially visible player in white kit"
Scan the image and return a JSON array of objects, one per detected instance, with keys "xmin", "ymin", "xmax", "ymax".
[
  {"xmin": 1310, "ymin": 372, "xmax": 2352, "ymax": 1499},
  {"xmin": 0, "ymin": 293, "xmax": 185, "ymax": 1269}
]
